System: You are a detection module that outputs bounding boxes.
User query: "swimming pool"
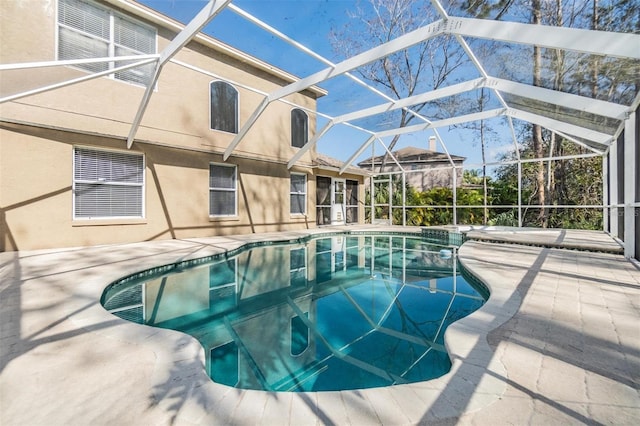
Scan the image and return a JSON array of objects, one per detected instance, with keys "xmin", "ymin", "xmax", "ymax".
[{"xmin": 102, "ymin": 233, "xmax": 488, "ymax": 392}]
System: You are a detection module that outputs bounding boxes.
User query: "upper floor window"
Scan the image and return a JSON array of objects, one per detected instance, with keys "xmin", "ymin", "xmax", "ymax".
[
  {"xmin": 210, "ymin": 81, "xmax": 238, "ymax": 133},
  {"xmin": 210, "ymin": 341, "xmax": 239, "ymax": 387},
  {"xmin": 290, "ymin": 313, "xmax": 309, "ymax": 356},
  {"xmin": 73, "ymin": 147, "xmax": 144, "ymax": 219},
  {"xmin": 58, "ymin": 0, "xmax": 156, "ymax": 86},
  {"xmin": 209, "ymin": 163, "xmax": 237, "ymax": 216},
  {"xmin": 291, "ymin": 108, "xmax": 308, "ymax": 148}
]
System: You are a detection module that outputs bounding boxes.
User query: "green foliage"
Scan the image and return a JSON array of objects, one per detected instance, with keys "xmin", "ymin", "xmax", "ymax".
[
  {"xmin": 489, "ymin": 210, "xmax": 519, "ymax": 227},
  {"xmin": 357, "ymin": 0, "xmax": 622, "ymax": 231},
  {"xmin": 366, "ymin": 139, "xmax": 603, "ymax": 229},
  {"xmin": 367, "ymin": 177, "xmax": 492, "ymax": 226},
  {"xmin": 493, "ymin": 137, "xmax": 603, "ymax": 230}
]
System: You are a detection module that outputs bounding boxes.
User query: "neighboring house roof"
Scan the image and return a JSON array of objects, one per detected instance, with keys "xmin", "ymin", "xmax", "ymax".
[
  {"xmin": 103, "ymin": 0, "xmax": 327, "ymax": 98},
  {"xmin": 357, "ymin": 147, "xmax": 465, "ymax": 167},
  {"xmin": 313, "ymin": 154, "xmax": 370, "ymax": 176}
]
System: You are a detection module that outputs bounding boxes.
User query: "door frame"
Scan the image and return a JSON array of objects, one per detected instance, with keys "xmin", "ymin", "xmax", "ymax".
[{"xmin": 331, "ymin": 178, "xmax": 346, "ymax": 225}]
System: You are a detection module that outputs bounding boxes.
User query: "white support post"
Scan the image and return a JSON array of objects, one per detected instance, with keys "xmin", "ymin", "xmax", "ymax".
[
  {"xmin": 609, "ymin": 140, "xmax": 619, "ymax": 237},
  {"xmin": 379, "ymin": 139, "xmax": 405, "ymax": 172},
  {"xmin": 228, "ymin": 2, "xmax": 432, "ymax": 130},
  {"xmin": 429, "ymin": 0, "xmax": 449, "ymax": 17},
  {"xmin": 287, "ymin": 121, "xmax": 334, "ymax": 169},
  {"xmin": 370, "ymin": 143, "xmax": 375, "ymax": 225},
  {"xmin": 624, "ymin": 112, "xmax": 636, "ymax": 258},
  {"xmin": 330, "ymin": 75, "xmax": 626, "ymax": 130},
  {"xmin": 507, "ymin": 108, "xmax": 612, "ymax": 146},
  {"xmin": 0, "ymin": 54, "xmax": 159, "ymax": 72},
  {"xmin": 452, "ymin": 166, "xmax": 457, "ymax": 226},
  {"xmin": 333, "ymin": 78, "xmax": 484, "ymax": 124},
  {"xmin": 547, "ymin": 133, "xmax": 555, "ymax": 192},
  {"xmin": 388, "ymin": 176, "xmax": 392, "ymax": 225},
  {"xmin": 603, "ymin": 155, "xmax": 609, "ymax": 233},
  {"xmin": 0, "ymin": 58, "xmax": 157, "ymax": 104},
  {"xmin": 553, "ymin": 130, "xmax": 604, "ymax": 155},
  {"xmin": 402, "ymin": 172, "xmax": 406, "ymax": 227},
  {"xmin": 225, "ymin": 19, "xmax": 446, "ymax": 160},
  {"xmin": 433, "ymin": 129, "xmax": 457, "ymax": 168},
  {"xmin": 488, "ymin": 77, "xmax": 627, "ymax": 120},
  {"xmin": 267, "ymin": 20, "xmax": 444, "ymax": 102},
  {"xmin": 339, "ymin": 135, "xmax": 377, "ymax": 175},
  {"xmin": 446, "ymin": 17, "xmax": 640, "ymax": 59},
  {"xmin": 510, "ymin": 113, "xmax": 523, "ymax": 226},
  {"xmin": 507, "ymin": 117, "xmax": 521, "ymax": 161},
  {"xmin": 451, "ymin": 33, "xmax": 512, "ymax": 112},
  {"xmin": 225, "ymin": 97, "xmax": 270, "ymax": 160},
  {"xmin": 517, "ymin": 162, "xmax": 523, "ymax": 227},
  {"xmin": 127, "ymin": 0, "xmax": 231, "ymax": 148},
  {"xmin": 376, "ymin": 108, "xmax": 505, "ymax": 138}
]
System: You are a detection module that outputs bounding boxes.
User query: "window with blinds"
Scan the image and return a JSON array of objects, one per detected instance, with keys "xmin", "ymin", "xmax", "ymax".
[
  {"xmin": 290, "ymin": 174, "xmax": 307, "ymax": 215},
  {"xmin": 58, "ymin": 0, "xmax": 156, "ymax": 86},
  {"xmin": 210, "ymin": 163, "xmax": 237, "ymax": 216},
  {"xmin": 210, "ymin": 81, "xmax": 239, "ymax": 133},
  {"xmin": 73, "ymin": 147, "xmax": 144, "ymax": 219},
  {"xmin": 291, "ymin": 108, "xmax": 308, "ymax": 148}
]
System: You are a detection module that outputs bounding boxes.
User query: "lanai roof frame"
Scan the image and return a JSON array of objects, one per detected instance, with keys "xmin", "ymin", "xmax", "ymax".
[
  {"xmin": 1, "ymin": 0, "xmax": 638, "ymax": 257},
  {"xmin": 3, "ymin": 0, "xmax": 637, "ymax": 165}
]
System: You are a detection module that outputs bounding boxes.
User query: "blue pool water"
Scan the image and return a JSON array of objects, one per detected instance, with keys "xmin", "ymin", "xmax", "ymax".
[{"xmin": 102, "ymin": 234, "xmax": 488, "ymax": 392}]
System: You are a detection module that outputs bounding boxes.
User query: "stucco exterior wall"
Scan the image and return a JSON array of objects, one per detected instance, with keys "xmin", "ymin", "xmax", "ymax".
[
  {"xmin": 0, "ymin": 1, "xmax": 318, "ymax": 167},
  {"xmin": 403, "ymin": 165, "xmax": 464, "ymax": 191},
  {"xmin": 0, "ymin": 0, "xmax": 361, "ymax": 252},
  {"xmin": 0, "ymin": 123, "xmax": 318, "ymax": 251},
  {"xmin": 377, "ymin": 164, "xmax": 464, "ymax": 192}
]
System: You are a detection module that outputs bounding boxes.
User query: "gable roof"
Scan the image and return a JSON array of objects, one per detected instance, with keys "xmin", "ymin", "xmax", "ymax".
[
  {"xmin": 314, "ymin": 153, "xmax": 369, "ymax": 176},
  {"xmin": 357, "ymin": 147, "xmax": 465, "ymax": 167}
]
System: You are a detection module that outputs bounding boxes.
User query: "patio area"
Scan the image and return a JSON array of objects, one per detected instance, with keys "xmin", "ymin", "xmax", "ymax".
[{"xmin": 1, "ymin": 226, "xmax": 638, "ymax": 425}]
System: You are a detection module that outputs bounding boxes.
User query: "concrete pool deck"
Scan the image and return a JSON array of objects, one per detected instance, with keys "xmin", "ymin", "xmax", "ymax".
[{"xmin": 1, "ymin": 226, "xmax": 638, "ymax": 425}]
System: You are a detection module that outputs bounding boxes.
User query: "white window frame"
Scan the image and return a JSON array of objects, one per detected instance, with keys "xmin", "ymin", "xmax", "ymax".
[
  {"xmin": 209, "ymin": 162, "xmax": 238, "ymax": 217},
  {"xmin": 209, "ymin": 257, "xmax": 238, "ymax": 309},
  {"xmin": 209, "ymin": 80, "xmax": 239, "ymax": 134},
  {"xmin": 72, "ymin": 146, "xmax": 145, "ymax": 220},
  {"xmin": 56, "ymin": 0, "xmax": 157, "ymax": 87},
  {"xmin": 290, "ymin": 173, "xmax": 307, "ymax": 215},
  {"xmin": 291, "ymin": 108, "xmax": 309, "ymax": 148},
  {"xmin": 289, "ymin": 246, "xmax": 307, "ymax": 286}
]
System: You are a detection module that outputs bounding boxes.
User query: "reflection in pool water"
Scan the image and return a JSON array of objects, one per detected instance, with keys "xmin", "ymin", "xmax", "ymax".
[{"xmin": 102, "ymin": 234, "xmax": 487, "ymax": 392}]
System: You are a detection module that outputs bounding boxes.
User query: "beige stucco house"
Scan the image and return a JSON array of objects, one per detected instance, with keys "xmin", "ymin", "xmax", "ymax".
[
  {"xmin": 358, "ymin": 146, "xmax": 465, "ymax": 192},
  {"xmin": 0, "ymin": 0, "xmax": 367, "ymax": 252}
]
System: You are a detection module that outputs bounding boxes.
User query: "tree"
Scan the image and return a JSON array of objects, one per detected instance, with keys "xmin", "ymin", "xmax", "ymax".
[
  {"xmin": 352, "ymin": 1, "xmax": 635, "ymax": 230},
  {"xmin": 455, "ymin": 87, "xmax": 498, "ymax": 224},
  {"xmin": 330, "ymin": 0, "xmax": 467, "ymax": 171},
  {"xmin": 457, "ymin": 0, "xmax": 635, "ymax": 230},
  {"xmin": 530, "ymin": 0, "xmax": 548, "ymax": 227}
]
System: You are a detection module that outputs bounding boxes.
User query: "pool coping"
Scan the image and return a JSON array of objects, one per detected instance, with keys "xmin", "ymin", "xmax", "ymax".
[
  {"xmin": 1, "ymin": 225, "xmax": 638, "ymax": 424},
  {"xmin": 67, "ymin": 226, "xmax": 516, "ymax": 424}
]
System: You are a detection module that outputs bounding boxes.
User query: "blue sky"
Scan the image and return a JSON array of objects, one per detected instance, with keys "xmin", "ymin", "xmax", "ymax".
[{"xmin": 138, "ymin": 0, "xmax": 507, "ymax": 168}]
